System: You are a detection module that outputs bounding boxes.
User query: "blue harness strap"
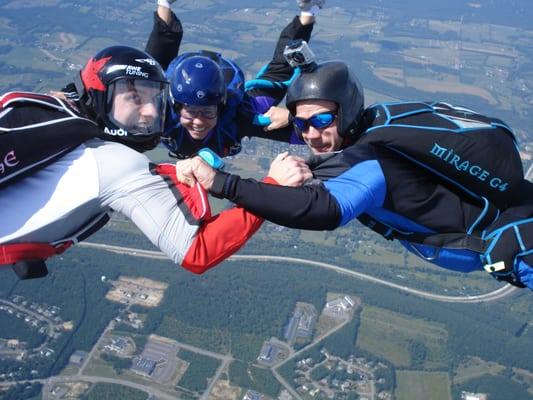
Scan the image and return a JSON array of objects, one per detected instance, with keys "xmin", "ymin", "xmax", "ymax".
[
  {"xmin": 358, "ymin": 209, "xmax": 532, "ymax": 288},
  {"xmin": 244, "ymin": 65, "xmax": 301, "ymax": 92}
]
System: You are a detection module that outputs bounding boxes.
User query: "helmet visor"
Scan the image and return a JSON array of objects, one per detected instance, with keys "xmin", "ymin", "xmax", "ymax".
[{"xmin": 107, "ymin": 79, "xmax": 168, "ymax": 136}]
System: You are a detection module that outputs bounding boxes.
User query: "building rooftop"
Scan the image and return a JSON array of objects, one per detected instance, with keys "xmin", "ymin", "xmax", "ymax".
[{"xmin": 131, "ymin": 357, "xmax": 156, "ymax": 376}]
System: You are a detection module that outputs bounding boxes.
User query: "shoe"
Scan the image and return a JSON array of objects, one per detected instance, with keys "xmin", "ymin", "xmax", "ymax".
[{"xmin": 296, "ymin": 0, "xmax": 325, "ymax": 12}]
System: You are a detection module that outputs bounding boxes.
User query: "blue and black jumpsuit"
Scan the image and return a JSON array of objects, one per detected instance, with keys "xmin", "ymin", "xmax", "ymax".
[{"xmin": 207, "ymin": 102, "xmax": 533, "ymax": 290}]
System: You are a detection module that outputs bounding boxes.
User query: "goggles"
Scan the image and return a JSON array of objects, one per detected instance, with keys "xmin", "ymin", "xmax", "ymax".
[
  {"xmin": 178, "ymin": 104, "xmax": 218, "ymax": 120},
  {"xmin": 291, "ymin": 111, "xmax": 337, "ymax": 133}
]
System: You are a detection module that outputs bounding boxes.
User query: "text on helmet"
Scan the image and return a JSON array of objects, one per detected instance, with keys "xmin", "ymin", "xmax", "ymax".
[
  {"xmin": 107, "ymin": 64, "xmax": 149, "ymax": 78},
  {"xmin": 104, "ymin": 127, "xmax": 128, "ymax": 136}
]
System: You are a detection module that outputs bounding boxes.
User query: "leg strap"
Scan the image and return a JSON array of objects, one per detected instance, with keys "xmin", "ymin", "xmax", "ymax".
[{"xmin": 483, "ymin": 206, "xmax": 533, "ymax": 288}]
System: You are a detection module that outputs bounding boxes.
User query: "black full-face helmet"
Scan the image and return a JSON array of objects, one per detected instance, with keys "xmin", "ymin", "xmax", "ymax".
[
  {"xmin": 78, "ymin": 45, "xmax": 169, "ymax": 152},
  {"xmin": 286, "ymin": 61, "xmax": 364, "ymax": 138}
]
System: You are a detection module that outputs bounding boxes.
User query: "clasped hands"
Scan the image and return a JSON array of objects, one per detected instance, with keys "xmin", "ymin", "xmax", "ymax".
[{"xmin": 175, "ymin": 151, "xmax": 313, "ymax": 190}]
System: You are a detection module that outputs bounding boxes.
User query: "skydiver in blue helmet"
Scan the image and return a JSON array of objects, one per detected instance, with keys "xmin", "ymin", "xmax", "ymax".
[{"xmin": 145, "ymin": 0, "xmax": 325, "ymax": 159}]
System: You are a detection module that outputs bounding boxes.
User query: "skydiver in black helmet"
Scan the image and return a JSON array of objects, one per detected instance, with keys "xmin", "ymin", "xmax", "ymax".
[{"xmin": 177, "ymin": 60, "xmax": 533, "ymax": 291}]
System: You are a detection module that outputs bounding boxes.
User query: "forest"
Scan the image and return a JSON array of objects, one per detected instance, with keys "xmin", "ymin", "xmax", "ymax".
[{"xmin": 0, "ymin": 227, "xmax": 531, "ymax": 397}]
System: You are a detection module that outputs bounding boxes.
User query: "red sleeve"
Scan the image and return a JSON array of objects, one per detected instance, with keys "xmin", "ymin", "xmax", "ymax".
[{"xmin": 182, "ymin": 177, "xmax": 278, "ymax": 274}]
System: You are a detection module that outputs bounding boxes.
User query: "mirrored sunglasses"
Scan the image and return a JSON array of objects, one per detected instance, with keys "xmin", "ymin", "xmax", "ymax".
[{"xmin": 291, "ymin": 112, "xmax": 337, "ymax": 133}]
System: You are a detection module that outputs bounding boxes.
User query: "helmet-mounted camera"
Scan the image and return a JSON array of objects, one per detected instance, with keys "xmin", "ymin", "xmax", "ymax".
[{"xmin": 283, "ymin": 39, "xmax": 317, "ymax": 72}]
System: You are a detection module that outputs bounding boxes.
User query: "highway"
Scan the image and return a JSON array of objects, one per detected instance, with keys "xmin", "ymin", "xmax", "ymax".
[
  {"xmin": 78, "ymin": 242, "xmax": 517, "ymax": 304},
  {"xmin": 0, "ymin": 241, "xmax": 517, "ymax": 399},
  {"xmin": 20, "ymin": 375, "xmax": 179, "ymax": 400}
]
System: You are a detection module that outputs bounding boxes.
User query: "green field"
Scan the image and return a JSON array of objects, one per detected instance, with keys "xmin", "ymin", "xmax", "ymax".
[
  {"xmin": 83, "ymin": 382, "xmax": 147, "ymax": 400},
  {"xmin": 157, "ymin": 316, "xmax": 231, "ymax": 354},
  {"xmin": 82, "ymin": 357, "xmax": 120, "ymax": 379},
  {"xmin": 299, "ymin": 230, "xmax": 337, "ymax": 246},
  {"xmin": 396, "ymin": 370, "xmax": 451, "ymax": 400},
  {"xmin": 356, "ymin": 305, "xmax": 449, "ymax": 369},
  {"xmin": 177, "ymin": 350, "xmax": 220, "ymax": 393},
  {"xmin": 453, "ymin": 356, "xmax": 506, "ymax": 385}
]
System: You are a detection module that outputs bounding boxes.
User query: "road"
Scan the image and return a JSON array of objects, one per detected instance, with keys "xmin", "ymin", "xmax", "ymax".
[
  {"xmin": 19, "ymin": 374, "xmax": 179, "ymax": 400},
  {"xmin": 78, "ymin": 242, "xmax": 517, "ymax": 304},
  {"xmin": 0, "ymin": 299, "xmax": 58, "ymax": 354},
  {"xmin": 271, "ymin": 319, "xmax": 352, "ymax": 400},
  {"xmin": 79, "ymin": 320, "xmax": 114, "ymax": 376},
  {"xmin": 8, "ymin": 240, "xmax": 512, "ymax": 400},
  {"xmin": 199, "ymin": 352, "xmax": 232, "ymax": 400},
  {"xmin": 0, "ymin": 299, "xmax": 56, "ymax": 332},
  {"xmin": 177, "ymin": 340, "xmax": 230, "ymax": 362},
  {"xmin": 38, "ymin": 329, "xmax": 232, "ymax": 400}
]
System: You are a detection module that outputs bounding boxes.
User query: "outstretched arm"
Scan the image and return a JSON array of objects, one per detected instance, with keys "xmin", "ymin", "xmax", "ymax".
[
  {"xmin": 145, "ymin": 0, "xmax": 183, "ymax": 70},
  {"xmin": 176, "ymin": 155, "xmax": 343, "ymax": 231},
  {"xmin": 176, "ymin": 146, "xmax": 387, "ymax": 231},
  {"xmin": 181, "ymin": 187, "xmax": 268, "ymax": 273},
  {"xmin": 256, "ymin": 2, "xmax": 322, "ymax": 87},
  {"xmin": 179, "ymin": 153, "xmax": 312, "ymax": 272},
  {"xmin": 210, "ymin": 171, "xmax": 342, "ymax": 230},
  {"xmin": 242, "ymin": 2, "xmax": 325, "ymax": 137}
]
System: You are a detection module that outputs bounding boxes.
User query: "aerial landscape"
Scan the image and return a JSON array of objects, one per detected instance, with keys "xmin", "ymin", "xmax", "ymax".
[{"xmin": 0, "ymin": 0, "xmax": 532, "ymax": 399}]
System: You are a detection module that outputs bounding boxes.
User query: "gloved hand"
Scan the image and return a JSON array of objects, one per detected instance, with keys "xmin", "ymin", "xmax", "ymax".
[{"xmin": 157, "ymin": 0, "xmax": 176, "ymax": 9}]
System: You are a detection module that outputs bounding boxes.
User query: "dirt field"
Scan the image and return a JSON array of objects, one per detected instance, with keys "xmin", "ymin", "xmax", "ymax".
[
  {"xmin": 105, "ymin": 276, "xmax": 168, "ymax": 307},
  {"xmin": 60, "ymin": 382, "xmax": 89, "ymax": 399},
  {"xmin": 208, "ymin": 379, "xmax": 242, "ymax": 400},
  {"xmin": 405, "ymin": 76, "xmax": 498, "ymax": 105}
]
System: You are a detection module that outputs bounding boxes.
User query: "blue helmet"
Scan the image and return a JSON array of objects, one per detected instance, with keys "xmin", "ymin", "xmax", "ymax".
[
  {"xmin": 216, "ymin": 55, "xmax": 245, "ymax": 108},
  {"xmin": 167, "ymin": 55, "xmax": 226, "ymax": 107},
  {"xmin": 166, "ymin": 51, "xmax": 245, "ymax": 108}
]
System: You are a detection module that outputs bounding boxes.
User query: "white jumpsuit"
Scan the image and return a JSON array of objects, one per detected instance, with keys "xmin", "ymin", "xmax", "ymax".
[{"xmin": 0, "ymin": 139, "xmax": 263, "ymax": 272}]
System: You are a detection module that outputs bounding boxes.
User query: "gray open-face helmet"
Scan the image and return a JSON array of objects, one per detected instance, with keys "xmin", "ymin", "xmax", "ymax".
[{"xmin": 286, "ymin": 60, "xmax": 364, "ymax": 137}]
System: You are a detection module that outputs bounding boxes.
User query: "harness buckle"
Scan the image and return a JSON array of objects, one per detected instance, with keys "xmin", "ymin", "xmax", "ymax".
[{"xmin": 483, "ymin": 261, "xmax": 506, "ymax": 273}]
